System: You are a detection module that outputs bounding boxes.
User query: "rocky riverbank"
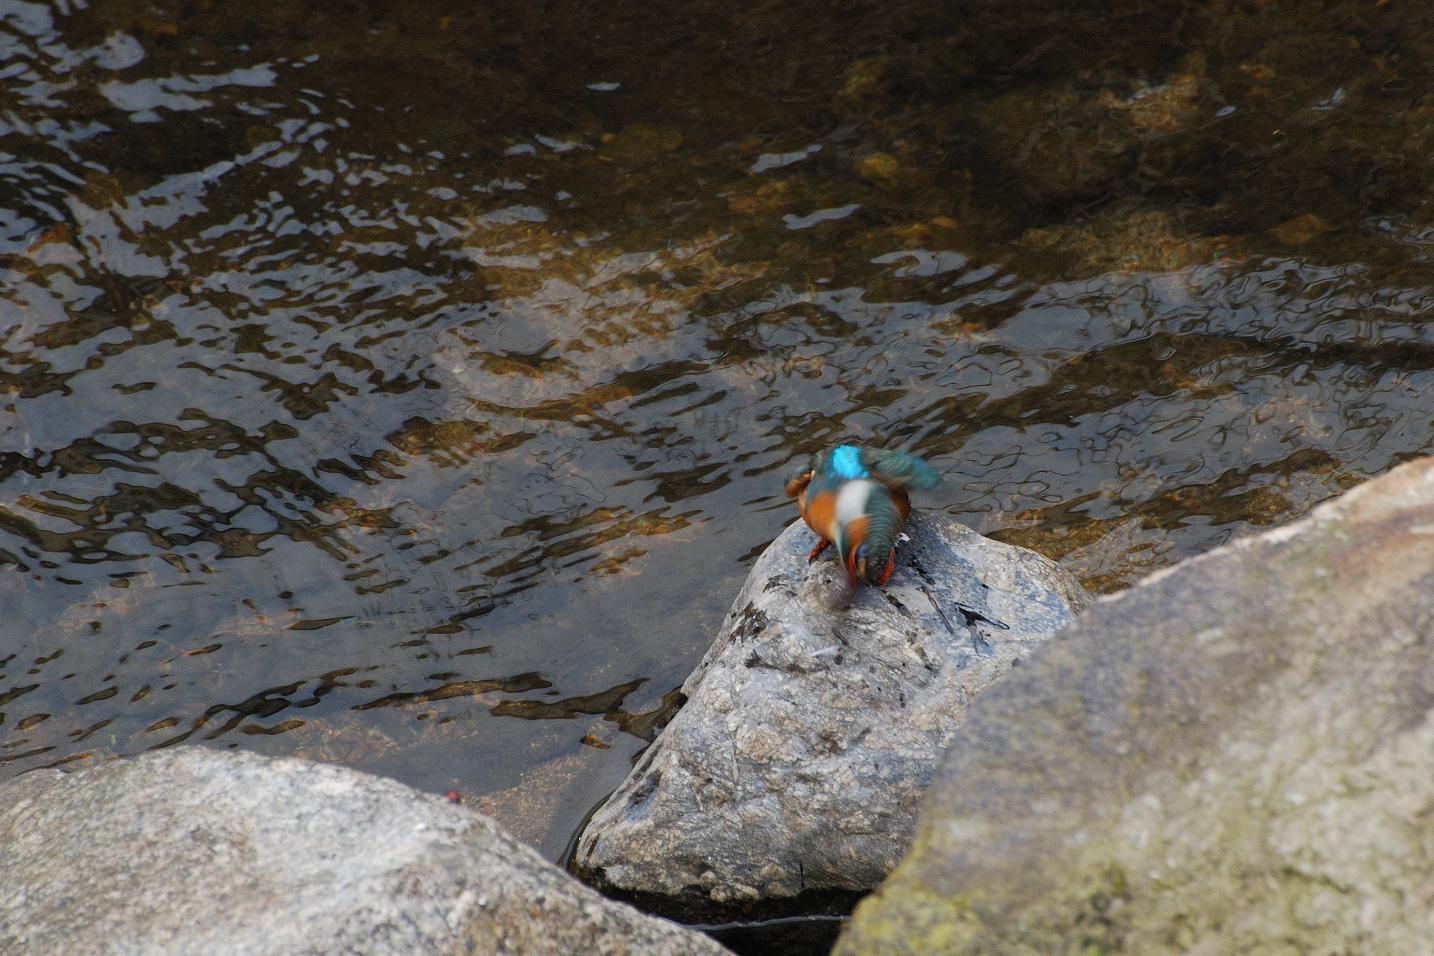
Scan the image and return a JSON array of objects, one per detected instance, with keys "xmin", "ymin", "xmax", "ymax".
[
  {"xmin": 837, "ymin": 456, "xmax": 1434, "ymax": 954},
  {"xmin": 10, "ymin": 460, "xmax": 1431, "ymax": 953},
  {"xmin": 0, "ymin": 748, "xmax": 728, "ymax": 956},
  {"xmin": 572, "ymin": 511, "xmax": 1086, "ymax": 922}
]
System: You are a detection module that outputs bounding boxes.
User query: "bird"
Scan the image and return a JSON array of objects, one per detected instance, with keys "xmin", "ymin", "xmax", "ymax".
[{"xmin": 784, "ymin": 444, "xmax": 941, "ymax": 588}]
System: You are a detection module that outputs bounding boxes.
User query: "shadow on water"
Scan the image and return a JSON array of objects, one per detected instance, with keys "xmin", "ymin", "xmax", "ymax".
[
  {"xmin": 698, "ymin": 915, "xmax": 846, "ymax": 956},
  {"xmin": 0, "ymin": 1, "xmax": 1432, "ymax": 923}
]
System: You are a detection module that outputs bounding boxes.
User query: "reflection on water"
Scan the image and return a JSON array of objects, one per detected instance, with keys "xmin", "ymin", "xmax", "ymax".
[{"xmin": 2, "ymin": 0, "xmax": 1433, "ymax": 856}]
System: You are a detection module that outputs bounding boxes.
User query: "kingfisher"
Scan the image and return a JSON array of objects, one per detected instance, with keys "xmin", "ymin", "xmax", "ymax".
[{"xmin": 784, "ymin": 444, "xmax": 942, "ymax": 588}]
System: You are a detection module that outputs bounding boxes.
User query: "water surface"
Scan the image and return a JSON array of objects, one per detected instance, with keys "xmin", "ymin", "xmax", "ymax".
[{"xmin": 2, "ymin": 0, "xmax": 1432, "ymax": 857}]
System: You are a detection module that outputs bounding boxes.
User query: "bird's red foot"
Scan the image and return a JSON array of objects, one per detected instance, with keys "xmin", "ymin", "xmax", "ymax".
[
  {"xmin": 876, "ymin": 550, "xmax": 896, "ymax": 587},
  {"xmin": 807, "ymin": 538, "xmax": 830, "ymax": 562}
]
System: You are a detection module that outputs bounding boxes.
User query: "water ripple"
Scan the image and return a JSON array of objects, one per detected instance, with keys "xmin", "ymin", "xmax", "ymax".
[{"xmin": 2, "ymin": 0, "xmax": 1434, "ymax": 859}]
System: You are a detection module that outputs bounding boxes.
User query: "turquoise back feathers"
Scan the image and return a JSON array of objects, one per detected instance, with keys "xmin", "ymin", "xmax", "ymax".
[
  {"xmin": 855, "ymin": 446, "xmax": 942, "ymax": 491},
  {"xmin": 802, "ymin": 444, "xmax": 942, "ymax": 493}
]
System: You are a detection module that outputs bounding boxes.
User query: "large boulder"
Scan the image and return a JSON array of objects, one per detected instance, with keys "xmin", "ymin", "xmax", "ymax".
[
  {"xmin": 0, "ymin": 747, "xmax": 728, "ymax": 956},
  {"xmin": 837, "ymin": 457, "xmax": 1434, "ymax": 955},
  {"xmin": 573, "ymin": 512, "xmax": 1087, "ymax": 920}
]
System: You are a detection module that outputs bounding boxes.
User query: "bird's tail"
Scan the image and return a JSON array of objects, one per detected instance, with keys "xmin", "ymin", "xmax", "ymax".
[
  {"xmin": 857, "ymin": 489, "xmax": 908, "ymax": 584},
  {"xmin": 862, "ymin": 447, "xmax": 942, "ymax": 491}
]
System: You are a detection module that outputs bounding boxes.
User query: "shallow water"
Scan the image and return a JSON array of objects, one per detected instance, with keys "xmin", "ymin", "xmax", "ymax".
[{"xmin": 2, "ymin": 0, "xmax": 1432, "ymax": 859}]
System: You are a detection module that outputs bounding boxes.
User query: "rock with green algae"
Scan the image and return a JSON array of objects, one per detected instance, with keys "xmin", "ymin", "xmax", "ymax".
[{"xmin": 837, "ymin": 457, "xmax": 1434, "ymax": 955}]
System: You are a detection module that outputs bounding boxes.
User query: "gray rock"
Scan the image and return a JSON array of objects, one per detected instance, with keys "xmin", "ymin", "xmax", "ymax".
[
  {"xmin": 836, "ymin": 457, "xmax": 1434, "ymax": 955},
  {"xmin": 0, "ymin": 747, "xmax": 729, "ymax": 956},
  {"xmin": 573, "ymin": 511, "xmax": 1087, "ymax": 919}
]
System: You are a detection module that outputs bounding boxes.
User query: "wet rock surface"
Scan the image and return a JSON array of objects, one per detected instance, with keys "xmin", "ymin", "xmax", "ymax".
[
  {"xmin": 0, "ymin": 747, "xmax": 729, "ymax": 956},
  {"xmin": 837, "ymin": 458, "xmax": 1434, "ymax": 955},
  {"xmin": 572, "ymin": 512, "xmax": 1087, "ymax": 921}
]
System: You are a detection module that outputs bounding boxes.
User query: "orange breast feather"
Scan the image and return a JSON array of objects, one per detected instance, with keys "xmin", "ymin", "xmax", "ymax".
[
  {"xmin": 844, "ymin": 514, "xmax": 871, "ymax": 553},
  {"xmin": 802, "ymin": 489, "xmax": 838, "ymax": 541}
]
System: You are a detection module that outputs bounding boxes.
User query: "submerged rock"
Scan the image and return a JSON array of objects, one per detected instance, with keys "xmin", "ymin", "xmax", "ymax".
[
  {"xmin": 0, "ymin": 747, "xmax": 728, "ymax": 956},
  {"xmin": 837, "ymin": 457, "xmax": 1434, "ymax": 955},
  {"xmin": 573, "ymin": 512, "xmax": 1087, "ymax": 921}
]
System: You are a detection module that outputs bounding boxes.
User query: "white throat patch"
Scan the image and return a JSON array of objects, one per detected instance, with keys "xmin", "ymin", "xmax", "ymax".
[{"xmin": 835, "ymin": 479, "xmax": 876, "ymax": 526}]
